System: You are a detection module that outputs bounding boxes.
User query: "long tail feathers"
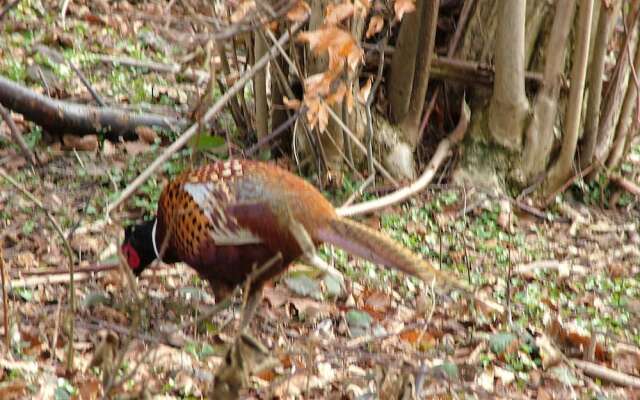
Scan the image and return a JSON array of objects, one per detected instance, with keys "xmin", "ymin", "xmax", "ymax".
[{"xmin": 316, "ymin": 217, "xmax": 504, "ymax": 314}]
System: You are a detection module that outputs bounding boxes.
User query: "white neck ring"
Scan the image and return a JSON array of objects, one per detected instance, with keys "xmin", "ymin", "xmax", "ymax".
[{"xmin": 151, "ymin": 219, "xmax": 160, "ymax": 259}]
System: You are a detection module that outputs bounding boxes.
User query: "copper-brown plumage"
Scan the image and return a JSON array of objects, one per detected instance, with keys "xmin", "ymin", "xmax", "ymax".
[
  {"xmin": 120, "ymin": 159, "xmax": 501, "ymax": 394},
  {"xmin": 124, "ymin": 159, "xmax": 490, "ymax": 304}
]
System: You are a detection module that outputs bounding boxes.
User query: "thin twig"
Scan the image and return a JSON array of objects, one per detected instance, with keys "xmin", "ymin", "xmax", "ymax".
[
  {"xmin": 50, "ymin": 294, "xmax": 63, "ymax": 361},
  {"xmin": 337, "ymin": 99, "xmax": 470, "ymax": 217},
  {"xmin": 0, "ymin": 103, "xmax": 39, "ymax": 168},
  {"xmin": 326, "ymin": 107, "xmax": 399, "ymax": 187},
  {"xmin": 17, "ymin": 260, "xmax": 119, "ymax": 277},
  {"xmin": 341, "ymin": 174, "xmax": 375, "ymax": 208},
  {"xmin": 107, "ymin": 22, "xmax": 306, "ymax": 215},
  {"xmin": 263, "ymin": 27, "xmax": 397, "ymax": 187},
  {"xmin": 0, "ymin": 246, "xmax": 8, "ymax": 347},
  {"xmin": 365, "ymin": 36, "xmax": 387, "ymax": 177},
  {"xmin": 69, "ymin": 62, "xmax": 105, "ymax": 107},
  {"xmin": 0, "ymin": 167, "xmax": 76, "ymax": 371},
  {"xmin": 544, "ymin": 163, "xmax": 595, "ymax": 205},
  {"xmin": 245, "ymin": 108, "xmax": 302, "ymax": 157},
  {"xmin": 59, "ymin": 0, "xmax": 71, "ymax": 28}
]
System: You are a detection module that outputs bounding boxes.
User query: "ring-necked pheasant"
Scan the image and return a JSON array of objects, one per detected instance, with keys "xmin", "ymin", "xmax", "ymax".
[{"xmin": 121, "ymin": 159, "xmax": 501, "ymax": 391}]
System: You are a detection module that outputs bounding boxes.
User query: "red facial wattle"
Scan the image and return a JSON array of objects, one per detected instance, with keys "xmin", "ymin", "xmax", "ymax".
[{"xmin": 122, "ymin": 243, "xmax": 140, "ymax": 269}]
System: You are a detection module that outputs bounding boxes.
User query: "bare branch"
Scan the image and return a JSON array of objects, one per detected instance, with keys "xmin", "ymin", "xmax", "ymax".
[
  {"xmin": 337, "ymin": 99, "xmax": 470, "ymax": 217},
  {"xmin": 107, "ymin": 22, "xmax": 306, "ymax": 215}
]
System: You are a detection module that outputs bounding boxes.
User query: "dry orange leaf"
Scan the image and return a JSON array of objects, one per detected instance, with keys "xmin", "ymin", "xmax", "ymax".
[
  {"xmin": 366, "ymin": 15, "xmax": 384, "ymax": 38},
  {"xmin": 287, "ymin": 0, "xmax": 311, "ymax": 22},
  {"xmin": 304, "ymin": 72, "xmax": 333, "ymax": 97},
  {"xmin": 283, "ymin": 97, "xmax": 301, "ymax": 109},
  {"xmin": 346, "ymin": 83, "xmax": 354, "ymax": 112},
  {"xmin": 355, "ymin": 0, "xmax": 371, "ymax": 14},
  {"xmin": 325, "ymin": 2, "xmax": 355, "ymax": 25},
  {"xmin": 364, "ymin": 290, "xmax": 390, "ymax": 312},
  {"xmin": 317, "ymin": 101, "xmax": 329, "ymax": 132},
  {"xmin": 394, "ymin": 0, "xmax": 416, "ymax": 20},
  {"xmin": 326, "ymin": 82, "xmax": 347, "ymax": 106},
  {"xmin": 135, "ymin": 126, "xmax": 158, "ymax": 144},
  {"xmin": 62, "ymin": 134, "xmax": 98, "ymax": 151},
  {"xmin": 298, "ymin": 27, "xmax": 363, "ymax": 73},
  {"xmin": 400, "ymin": 329, "xmax": 436, "ymax": 348},
  {"xmin": 357, "ymin": 77, "xmax": 372, "ymax": 104},
  {"xmin": 230, "ymin": 0, "xmax": 256, "ymax": 23}
]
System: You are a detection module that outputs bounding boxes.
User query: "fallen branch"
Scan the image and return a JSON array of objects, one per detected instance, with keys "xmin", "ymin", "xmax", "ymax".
[
  {"xmin": 0, "ymin": 75, "xmax": 185, "ymax": 141},
  {"xmin": 15, "ymin": 260, "xmax": 119, "ymax": 277},
  {"xmin": 9, "ymin": 271, "xmax": 103, "ymax": 289},
  {"xmin": 107, "ymin": 21, "xmax": 305, "ymax": 215},
  {"xmin": 543, "ymin": 163, "xmax": 595, "ymax": 206},
  {"xmin": 571, "ymin": 358, "xmax": 640, "ymax": 388},
  {"xmin": 611, "ymin": 174, "xmax": 640, "ymax": 197},
  {"xmin": 94, "ymin": 54, "xmax": 210, "ymax": 84},
  {"xmin": 337, "ymin": 99, "xmax": 470, "ymax": 217},
  {"xmin": 514, "ymin": 260, "xmax": 588, "ymax": 277}
]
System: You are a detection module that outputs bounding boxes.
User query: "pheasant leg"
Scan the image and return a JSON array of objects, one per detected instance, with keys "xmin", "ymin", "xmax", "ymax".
[{"xmin": 213, "ymin": 288, "xmax": 279, "ymax": 397}]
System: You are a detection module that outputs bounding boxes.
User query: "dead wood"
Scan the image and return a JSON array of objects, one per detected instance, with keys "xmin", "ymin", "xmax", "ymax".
[{"xmin": 0, "ymin": 75, "xmax": 186, "ymax": 141}]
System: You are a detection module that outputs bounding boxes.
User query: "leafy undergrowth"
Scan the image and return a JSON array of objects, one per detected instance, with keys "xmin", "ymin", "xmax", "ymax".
[
  {"xmin": 1, "ymin": 1, "xmax": 640, "ymax": 399},
  {"xmin": 1, "ymin": 142, "xmax": 639, "ymax": 399}
]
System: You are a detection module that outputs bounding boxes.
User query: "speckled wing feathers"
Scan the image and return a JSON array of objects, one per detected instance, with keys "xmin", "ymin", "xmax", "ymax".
[
  {"xmin": 182, "ymin": 182, "xmax": 262, "ymax": 246},
  {"xmin": 158, "ymin": 160, "xmax": 265, "ymax": 260}
]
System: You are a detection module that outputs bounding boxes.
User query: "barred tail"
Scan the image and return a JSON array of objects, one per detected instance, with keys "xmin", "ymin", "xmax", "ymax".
[{"xmin": 315, "ymin": 217, "xmax": 474, "ymax": 294}]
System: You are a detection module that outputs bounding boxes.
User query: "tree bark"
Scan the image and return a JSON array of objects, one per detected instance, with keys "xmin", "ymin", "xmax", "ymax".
[
  {"xmin": 399, "ymin": 0, "xmax": 440, "ymax": 148},
  {"xmin": 593, "ymin": 5, "xmax": 640, "ymax": 170},
  {"xmin": 387, "ymin": 0, "xmax": 422, "ymax": 123},
  {"xmin": 607, "ymin": 26, "xmax": 640, "ymax": 169},
  {"xmin": 254, "ymin": 32, "xmax": 269, "ymax": 157},
  {"xmin": 545, "ymin": 0, "xmax": 595, "ymax": 196},
  {"xmin": 0, "ymin": 75, "xmax": 185, "ymax": 141},
  {"xmin": 579, "ymin": 0, "xmax": 620, "ymax": 169},
  {"xmin": 487, "ymin": 0, "xmax": 529, "ymax": 151},
  {"xmin": 520, "ymin": 0, "xmax": 576, "ymax": 182}
]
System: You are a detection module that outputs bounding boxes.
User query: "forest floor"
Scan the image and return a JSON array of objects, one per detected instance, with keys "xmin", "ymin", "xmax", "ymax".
[{"xmin": 1, "ymin": 1, "xmax": 640, "ymax": 399}]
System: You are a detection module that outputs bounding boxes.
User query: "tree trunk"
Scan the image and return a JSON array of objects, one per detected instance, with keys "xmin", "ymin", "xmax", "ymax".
[
  {"xmin": 579, "ymin": 0, "xmax": 621, "ymax": 169},
  {"xmin": 520, "ymin": 0, "xmax": 576, "ymax": 183},
  {"xmin": 254, "ymin": 33, "xmax": 269, "ymax": 157},
  {"xmin": 399, "ymin": 0, "xmax": 440, "ymax": 148},
  {"xmin": 545, "ymin": 0, "xmax": 595, "ymax": 196},
  {"xmin": 387, "ymin": 0, "xmax": 422, "ymax": 123},
  {"xmin": 488, "ymin": 0, "xmax": 529, "ymax": 151}
]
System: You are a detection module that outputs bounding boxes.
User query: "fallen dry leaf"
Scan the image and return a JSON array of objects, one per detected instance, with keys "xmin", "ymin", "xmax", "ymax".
[
  {"xmin": 325, "ymin": 2, "xmax": 354, "ymax": 25},
  {"xmin": 287, "ymin": 0, "xmax": 311, "ymax": 22},
  {"xmin": 0, "ymin": 380, "xmax": 28, "ymax": 400},
  {"xmin": 283, "ymin": 97, "xmax": 301, "ymax": 109},
  {"xmin": 122, "ymin": 140, "xmax": 151, "ymax": 155},
  {"xmin": 62, "ymin": 134, "xmax": 99, "ymax": 151},
  {"xmin": 14, "ymin": 252, "xmax": 38, "ymax": 269},
  {"xmin": 135, "ymin": 126, "xmax": 158, "ymax": 144},
  {"xmin": 394, "ymin": 0, "xmax": 416, "ymax": 20},
  {"xmin": 366, "ymin": 15, "xmax": 384, "ymax": 38},
  {"xmin": 364, "ymin": 290, "xmax": 390, "ymax": 313},
  {"xmin": 357, "ymin": 77, "xmax": 372, "ymax": 104},
  {"xmin": 230, "ymin": 0, "xmax": 256, "ymax": 23}
]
